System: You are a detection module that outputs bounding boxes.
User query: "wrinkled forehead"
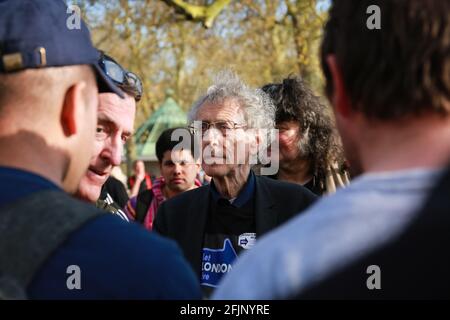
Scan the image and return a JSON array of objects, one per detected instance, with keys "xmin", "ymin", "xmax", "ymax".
[
  {"xmin": 98, "ymin": 93, "xmax": 136, "ymax": 132},
  {"xmin": 195, "ymin": 98, "xmax": 246, "ymax": 123}
]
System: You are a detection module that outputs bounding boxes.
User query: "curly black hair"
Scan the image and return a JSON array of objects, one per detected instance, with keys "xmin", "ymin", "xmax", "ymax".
[{"xmin": 262, "ymin": 76, "xmax": 346, "ymax": 186}]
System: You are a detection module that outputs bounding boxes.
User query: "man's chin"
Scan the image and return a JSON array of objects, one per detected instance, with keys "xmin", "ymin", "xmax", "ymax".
[
  {"xmin": 203, "ymin": 163, "xmax": 231, "ymax": 178},
  {"xmin": 168, "ymin": 183, "xmax": 189, "ymax": 193},
  {"xmin": 76, "ymin": 179, "xmax": 102, "ymax": 203}
]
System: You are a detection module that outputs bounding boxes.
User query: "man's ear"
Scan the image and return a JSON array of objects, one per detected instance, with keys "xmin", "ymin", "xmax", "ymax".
[
  {"xmin": 326, "ymin": 55, "xmax": 352, "ymax": 118},
  {"xmin": 61, "ymin": 82, "xmax": 86, "ymax": 137}
]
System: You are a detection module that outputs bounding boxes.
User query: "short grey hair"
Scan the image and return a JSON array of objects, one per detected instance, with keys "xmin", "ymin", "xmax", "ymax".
[{"xmin": 188, "ymin": 70, "xmax": 276, "ymax": 131}]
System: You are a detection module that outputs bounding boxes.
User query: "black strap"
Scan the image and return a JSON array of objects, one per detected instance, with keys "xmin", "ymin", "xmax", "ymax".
[
  {"xmin": 0, "ymin": 190, "xmax": 101, "ymax": 299},
  {"xmin": 135, "ymin": 189, "xmax": 153, "ymax": 224}
]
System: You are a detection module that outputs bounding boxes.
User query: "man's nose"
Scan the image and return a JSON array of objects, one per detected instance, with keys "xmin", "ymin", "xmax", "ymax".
[
  {"xmin": 102, "ymin": 136, "xmax": 122, "ymax": 166},
  {"xmin": 174, "ymin": 163, "xmax": 182, "ymax": 175},
  {"xmin": 203, "ymin": 128, "xmax": 222, "ymax": 146}
]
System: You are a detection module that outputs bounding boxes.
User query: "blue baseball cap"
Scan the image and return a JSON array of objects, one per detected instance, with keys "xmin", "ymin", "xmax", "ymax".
[{"xmin": 0, "ymin": 0, "xmax": 124, "ymax": 98}]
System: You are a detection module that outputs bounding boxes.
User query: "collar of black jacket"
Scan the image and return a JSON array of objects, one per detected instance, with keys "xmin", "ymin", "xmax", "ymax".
[{"xmin": 209, "ymin": 170, "xmax": 256, "ymax": 208}]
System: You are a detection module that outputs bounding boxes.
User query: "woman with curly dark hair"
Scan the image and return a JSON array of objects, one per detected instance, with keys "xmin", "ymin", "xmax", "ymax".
[{"xmin": 262, "ymin": 76, "xmax": 349, "ymax": 195}]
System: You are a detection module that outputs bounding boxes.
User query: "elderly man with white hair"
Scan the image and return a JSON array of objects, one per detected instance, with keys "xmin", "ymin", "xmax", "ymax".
[{"xmin": 153, "ymin": 71, "xmax": 317, "ymax": 297}]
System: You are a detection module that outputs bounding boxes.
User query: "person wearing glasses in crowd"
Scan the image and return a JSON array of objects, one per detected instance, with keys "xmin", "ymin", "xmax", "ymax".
[
  {"xmin": 75, "ymin": 52, "xmax": 142, "ymax": 221},
  {"xmin": 153, "ymin": 70, "xmax": 317, "ymax": 297}
]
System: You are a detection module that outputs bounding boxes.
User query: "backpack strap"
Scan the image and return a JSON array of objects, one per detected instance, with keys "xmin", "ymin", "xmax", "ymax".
[
  {"xmin": 135, "ymin": 189, "xmax": 154, "ymax": 224},
  {"xmin": 0, "ymin": 190, "xmax": 101, "ymax": 299}
]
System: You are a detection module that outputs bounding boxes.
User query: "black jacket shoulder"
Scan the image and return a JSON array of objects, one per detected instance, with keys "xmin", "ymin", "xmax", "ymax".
[
  {"xmin": 153, "ymin": 174, "xmax": 317, "ymax": 275},
  {"xmin": 154, "ymin": 175, "xmax": 317, "ymax": 236}
]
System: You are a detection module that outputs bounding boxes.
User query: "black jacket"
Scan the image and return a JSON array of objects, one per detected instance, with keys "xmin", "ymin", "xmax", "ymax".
[{"xmin": 154, "ymin": 175, "xmax": 317, "ymax": 276}]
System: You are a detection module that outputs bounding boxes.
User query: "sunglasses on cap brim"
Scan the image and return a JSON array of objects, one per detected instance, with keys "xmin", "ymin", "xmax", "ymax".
[{"xmin": 98, "ymin": 51, "xmax": 143, "ymax": 101}]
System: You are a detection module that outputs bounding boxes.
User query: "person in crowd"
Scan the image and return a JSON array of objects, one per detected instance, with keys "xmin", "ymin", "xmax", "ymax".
[
  {"xmin": 262, "ymin": 76, "xmax": 349, "ymax": 195},
  {"xmin": 128, "ymin": 160, "xmax": 153, "ymax": 198},
  {"xmin": 0, "ymin": 0, "xmax": 201, "ymax": 299},
  {"xmin": 154, "ymin": 70, "xmax": 317, "ymax": 297},
  {"xmin": 213, "ymin": 0, "xmax": 450, "ymax": 299},
  {"xmin": 75, "ymin": 52, "xmax": 142, "ymax": 222},
  {"xmin": 125, "ymin": 127, "xmax": 202, "ymax": 230}
]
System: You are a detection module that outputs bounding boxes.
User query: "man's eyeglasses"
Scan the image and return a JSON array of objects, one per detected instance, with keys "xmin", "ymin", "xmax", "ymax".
[
  {"xmin": 98, "ymin": 52, "xmax": 143, "ymax": 101},
  {"xmin": 188, "ymin": 121, "xmax": 247, "ymax": 136}
]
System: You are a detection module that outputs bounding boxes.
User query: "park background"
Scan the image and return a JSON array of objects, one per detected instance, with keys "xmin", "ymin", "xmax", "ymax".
[{"xmin": 74, "ymin": 0, "xmax": 330, "ymax": 175}]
